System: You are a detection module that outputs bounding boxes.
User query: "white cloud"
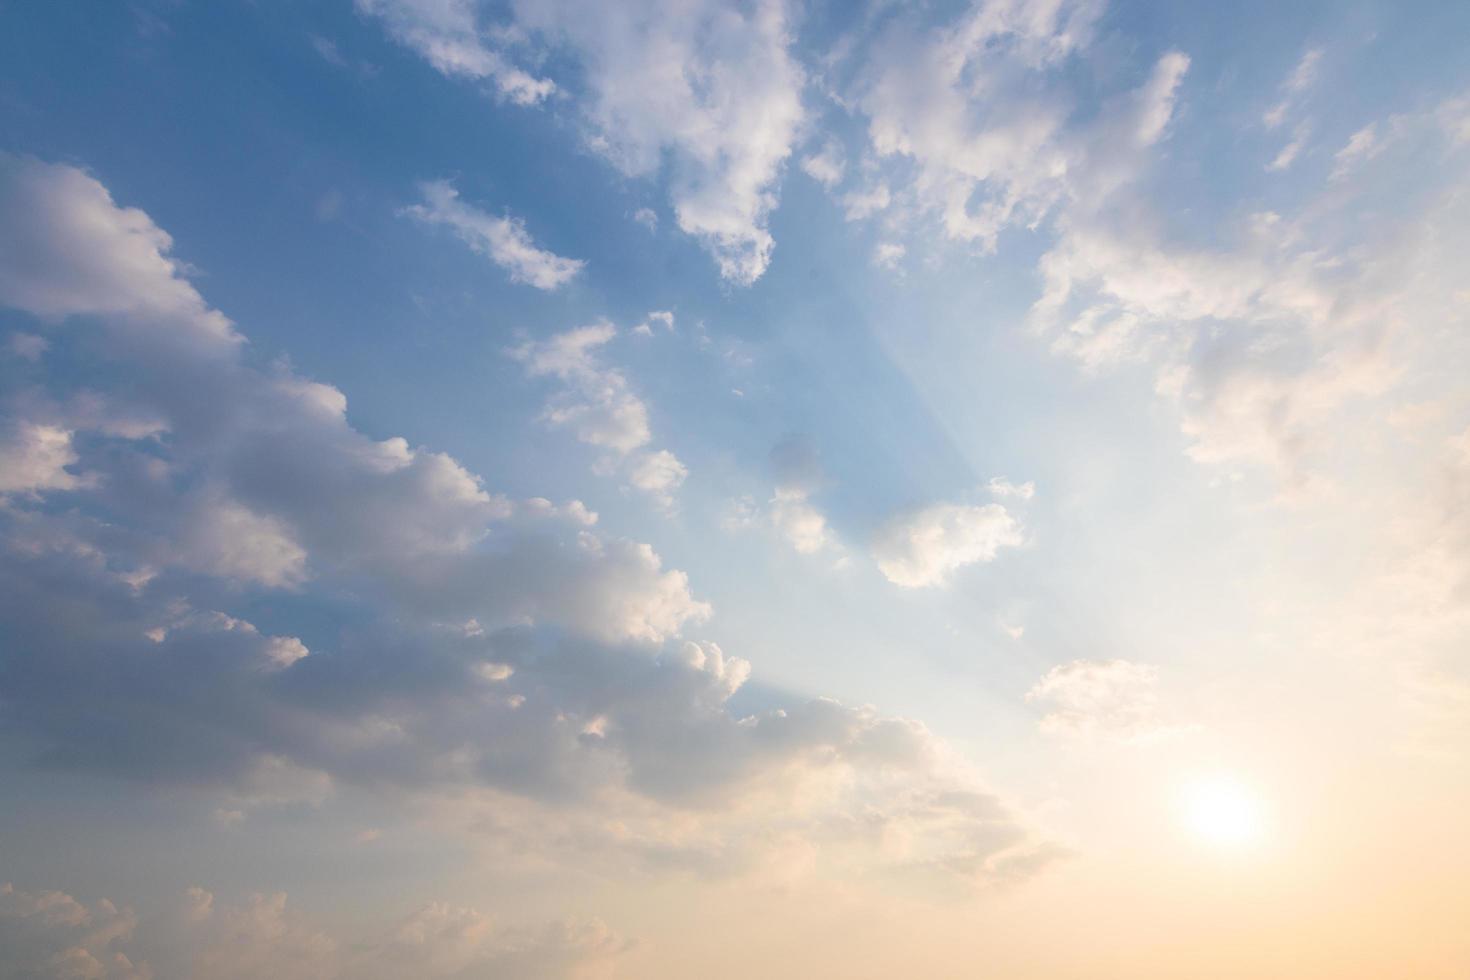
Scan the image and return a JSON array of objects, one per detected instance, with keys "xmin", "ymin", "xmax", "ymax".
[
  {"xmin": 510, "ymin": 322, "xmax": 690, "ymax": 505},
  {"xmin": 404, "ymin": 179, "xmax": 583, "ymax": 289},
  {"xmin": 631, "ymin": 310, "xmax": 674, "ymax": 337},
  {"xmin": 1263, "ymin": 47, "xmax": 1322, "ymax": 128},
  {"xmin": 0, "ymin": 152, "xmax": 238, "ymax": 348},
  {"xmin": 1266, "ymin": 122, "xmax": 1310, "ymax": 171},
  {"xmin": 872, "ymin": 502, "xmax": 1023, "ymax": 589},
  {"xmin": 631, "ymin": 207, "xmax": 658, "ymax": 231},
  {"xmin": 845, "ymin": 1, "xmax": 1185, "ymax": 249},
  {"xmin": 0, "ymin": 422, "xmax": 86, "ymax": 495},
  {"xmin": 356, "ymin": 0, "xmax": 554, "ymax": 105},
  {"xmin": 1026, "ymin": 659, "xmax": 1176, "ymax": 742},
  {"xmin": 986, "ymin": 476, "xmax": 1036, "ymax": 501},
  {"xmin": 509, "ymin": 322, "xmax": 650, "ymax": 454},
  {"xmin": 627, "ymin": 449, "xmax": 688, "ymax": 508},
  {"xmin": 180, "ymin": 494, "xmax": 310, "ymax": 589},
  {"xmin": 873, "ymin": 241, "xmax": 906, "ymax": 270},
  {"xmin": 0, "ymin": 155, "xmax": 1055, "ymax": 895},
  {"xmin": 1331, "ymin": 123, "xmax": 1381, "ymax": 180},
  {"xmin": 770, "ymin": 488, "xmax": 830, "ymax": 554},
  {"xmin": 365, "ymin": 0, "xmax": 805, "ymax": 284},
  {"xmin": 841, "ymin": 182, "xmax": 890, "ymax": 221},
  {"xmin": 801, "ymin": 137, "xmax": 846, "ymax": 188}
]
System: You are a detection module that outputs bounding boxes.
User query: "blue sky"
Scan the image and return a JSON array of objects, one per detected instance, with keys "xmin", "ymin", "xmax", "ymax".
[{"xmin": 2, "ymin": 1, "xmax": 1469, "ymax": 977}]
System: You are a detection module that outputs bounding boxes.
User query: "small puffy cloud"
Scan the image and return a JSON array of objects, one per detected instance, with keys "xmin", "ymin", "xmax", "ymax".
[
  {"xmin": 986, "ymin": 476, "xmax": 1035, "ymax": 501},
  {"xmin": 631, "ymin": 207, "xmax": 658, "ymax": 231},
  {"xmin": 873, "ymin": 241, "xmax": 906, "ymax": 270},
  {"xmin": 631, "ymin": 310, "xmax": 674, "ymax": 337},
  {"xmin": 404, "ymin": 180, "xmax": 583, "ymax": 290},
  {"xmin": 1026, "ymin": 659, "xmax": 1177, "ymax": 742},
  {"xmin": 801, "ymin": 138, "xmax": 846, "ymax": 188},
  {"xmin": 770, "ymin": 489, "xmax": 830, "ymax": 555},
  {"xmin": 872, "ymin": 502, "xmax": 1023, "ymax": 588},
  {"xmin": 627, "ymin": 449, "xmax": 688, "ymax": 508}
]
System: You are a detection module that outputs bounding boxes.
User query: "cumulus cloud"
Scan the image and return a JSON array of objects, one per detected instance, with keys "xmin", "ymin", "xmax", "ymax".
[
  {"xmin": 872, "ymin": 502, "xmax": 1023, "ymax": 589},
  {"xmin": 1026, "ymin": 659, "xmax": 1177, "ymax": 742},
  {"xmin": 404, "ymin": 179, "xmax": 584, "ymax": 289},
  {"xmin": 0, "ymin": 882, "xmax": 148, "ymax": 980},
  {"xmin": 0, "ymin": 422, "xmax": 87, "ymax": 495},
  {"xmin": 365, "ymin": 0, "xmax": 805, "ymax": 284},
  {"xmin": 0, "ymin": 156, "xmax": 1051, "ymax": 888}
]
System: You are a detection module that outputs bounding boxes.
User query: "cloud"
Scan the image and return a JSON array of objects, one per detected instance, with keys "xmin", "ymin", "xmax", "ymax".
[
  {"xmin": 986, "ymin": 476, "xmax": 1036, "ymax": 501},
  {"xmin": 510, "ymin": 322, "xmax": 688, "ymax": 505},
  {"xmin": 1263, "ymin": 47, "xmax": 1322, "ymax": 128},
  {"xmin": 355, "ymin": 0, "xmax": 554, "ymax": 105},
  {"xmin": 1331, "ymin": 123, "xmax": 1382, "ymax": 180},
  {"xmin": 873, "ymin": 241, "xmax": 905, "ymax": 270},
  {"xmin": 842, "ymin": 1, "xmax": 1185, "ymax": 249},
  {"xmin": 365, "ymin": 0, "xmax": 805, "ymax": 285},
  {"xmin": 0, "ymin": 156, "xmax": 1051, "ymax": 886},
  {"xmin": 1266, "ymin": 122, "xmax": 1310, "ymax": 172},
  {"xmin": 801, "ymin": 137, "xmax": 846, "ymax": 188},
  {"xmin": 0, "ymin": 422, "xmax": 87, "ymax": 495},
  {"xmin": 631, "ymin": 310, "xmax": 674, "ymax": 337},
  {"xmin": 1029, "ymin": 211, "xmax": 1397, "ymax": 480},
  {"xmin": 769, "ymin": 489, "xmax": 831, "ymax": 555},
  {"xmin": 872, "ymin": 502, "xmax": 1023, "ymax": 589},
  {"xmin": 627, "ymin": 450, "xmax": 688, "ymax": 508},
  {"xmin": 0, "ymin": 152, "xmax": 237, "ymax": 347},
  {"xmin": 1026, "ymin": 659, "xmax": 1177, "ymax": 742},
  {"xmin": 0, "ymin": 882, "xmax": 149, "ymax": 980},
  {"xmin": 404, "ymin": 180, "xmax": 584, "ymax": 289}
]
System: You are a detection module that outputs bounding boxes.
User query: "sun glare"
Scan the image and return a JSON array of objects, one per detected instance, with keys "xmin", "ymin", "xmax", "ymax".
[{"xmin": 1180, "ymin": 774, "xmax": 1267, "ymax": 849}]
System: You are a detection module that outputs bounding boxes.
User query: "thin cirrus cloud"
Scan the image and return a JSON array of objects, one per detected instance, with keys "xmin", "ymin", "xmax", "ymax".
[{"xmin": 403, "ymin": 179, "xmax": 584, "ymax": 290}]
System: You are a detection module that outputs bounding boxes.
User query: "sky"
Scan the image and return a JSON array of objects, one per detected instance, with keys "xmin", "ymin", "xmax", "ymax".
[{"xmin": 1, "ymin": 0, "xmax": 1468, "ymax": 977}]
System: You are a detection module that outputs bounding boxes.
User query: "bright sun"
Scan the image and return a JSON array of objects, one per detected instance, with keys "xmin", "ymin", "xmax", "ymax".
[{"xmin": 1180, "ymin": 774, "xmax": 1267, "ymax": 848}]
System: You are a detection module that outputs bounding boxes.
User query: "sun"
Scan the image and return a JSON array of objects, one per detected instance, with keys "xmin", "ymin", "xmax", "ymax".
[{"xmin": 1179, "ymin": 774, "xmax": 1267, "ymax": 848}]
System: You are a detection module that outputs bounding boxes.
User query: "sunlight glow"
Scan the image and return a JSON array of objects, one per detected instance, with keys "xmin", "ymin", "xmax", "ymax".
[{"xmin": 1180, "ymin": 774, "xmax": 1267, "ymax": 849}]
